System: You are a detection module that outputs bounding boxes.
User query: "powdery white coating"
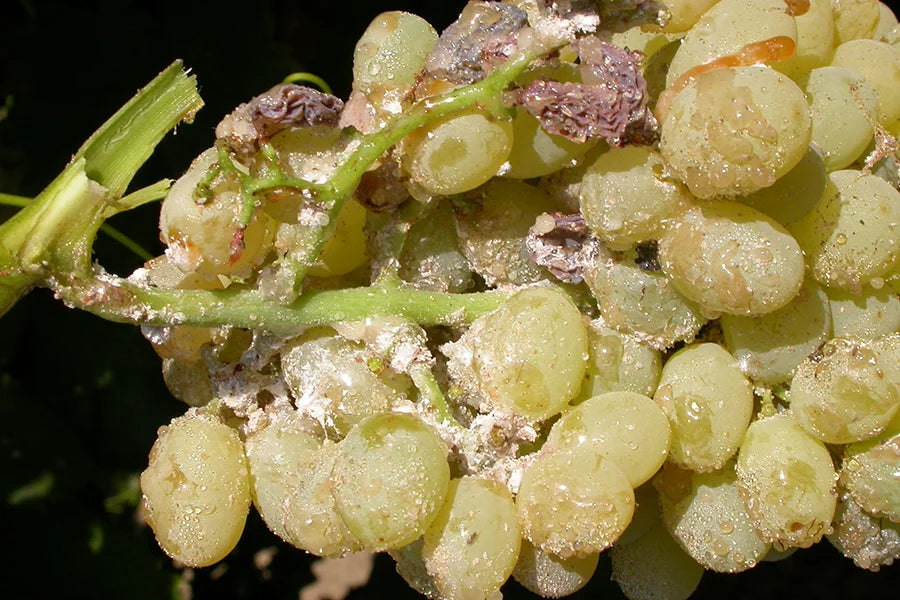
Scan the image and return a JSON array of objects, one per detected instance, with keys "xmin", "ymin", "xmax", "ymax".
[
  {"xmin": 516, "ymin": 440, "xmax": 635, "ymax": 558},
  {"xmin": 512, "ymin": 538, "xmax": 599, "ymax": 598},
  {"xmin": 445, "ymin": 286, "xmax": 588, "ymax": 421},
  {"xmin": 736, "ymin": 412, "xmax": 837, "ymax": 550},
  {"xmin": 405, "ymin": 109, "xmax": 513, "ymax": 195},
  {"xmin": 789, "ymin": 170, "xmax": 900, "ymax": 293},
  {"xmin": 332, "ymin": 413, "xmax": 450, "ymax": 551},
  {"xmin": 422, "ymin": 477, "xmax": 521, "ymax": 600},
  {"xmin": 280, "ymin": 330, "xmax": 409, "ymax": 435},
  {"xmin": 160, "ymin": 148, "xmax": 273, "ymax": 278},
  {"xmin": 140, "ymin": 410, "xmax": 251, "ymax": 567},
  {"xmin": 653, "ymin": 461, "xmax": 771, "ymax": 573},
  {"xmin": 660, "ymin": 66, "xmax": 811, "ymax": 199},
  {"xmin": 840, "ymin": 412, "xmax": 900, "ymax": 522},
  {"xmin": 583, "ymin": 248, "xmax": 706, "ymax": 350},
  {"xmin": 660, "ymin": 201, "xmax": 805, "ymax": 316},
  {"xmin": 665, "ymin": 0, "xmax": 798, "ymax": 87},
  {"xmin": 610, "ymin": 520, "xmax": 704, "ymax": 600},
  {"xmin": 579, "ymin": 145, "xmax": 693, "ymax": 250},
  {"xmin": 828, "ymin": 491, "xmax": 900, "ymax": 571},
  {"xmin": 721, "ymin": 279, "xmax": 832, "ymax": 386},
  {"xmin": 653, "ymin": 343, "xmax": 754, "ymax": 471},
  {"xmin": 454, "ymin": 179, "xmax": 557, "ymax": 287},
  {"xmin": 790, "ymin": 337, "xmax": 900, "ymax": 444},
  {"xmin": 803, "ymin": 67, "xmax": 878, "ymax": 171},
  {"xmin": 547, "ymin": 391, "xmax": 671, "ymax": 487}
]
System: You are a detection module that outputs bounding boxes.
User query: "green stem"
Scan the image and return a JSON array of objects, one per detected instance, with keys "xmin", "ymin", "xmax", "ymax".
[
  {"xmin": 0, "ymin": 193, "xmax": 154, "ymax": 261},
  {"xmin": 410, "ymin": 363, "xmax": 458, "ymax": 427},
  {"xmin": 282, "ymin": 72, "xmax": 334, "ymax": 95},
  {"xmin": 51, "ymin": 271, "xmax": 508, "ymax": 336},
  {"xmin": 275, "ymin": 47, "xmax": 544, "ymax": 291}
]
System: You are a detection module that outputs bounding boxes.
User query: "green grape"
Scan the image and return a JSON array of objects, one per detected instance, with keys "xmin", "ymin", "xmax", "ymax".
[
  {"xmin": 398, "ymin": 200, "xmax": 473, "ymax": 293},
  {"xmin": 789, "ymin": 170, "xmax": 900, "ymax": 292},
  {"xmin": 830, "ymin": 39, "xmax": 900, "ymax": 130},
  {"xmin": 404, "ymin": 108, "xmax": 513, "ymax": 195},
  {"xmin": 446, "ymin": 286, "xmax": 588, "ymax": 421},
  {"xmin": 390, "ymin": 539, "xmax": 443, "ymax": 599},
  {"xmin": 454, "ymin": 179, "xmax": 556, "ymax": 286},
  {"xmin": 547, "ymin": 391, "xmax": 671, "ymax": 487},
  {"xmin": 306, "ymin": 198, "xmax": 368, "ymax": 277},
  {"xmin": 610, "ymin": 520, "xmax": 705, "ymax": 600},
  {"xmin": 736, "ymin": 412, "xmax": 837, "ymax": 549},
  {"xmin": 738, "ymin": 145, "xmax": 826, "ymax": 226},
  {"xmin": 665, "ymin": 0, "xmax": 798, "ymax": 86},
  {"xmin": 143, "ymin": 325, "xmax": 214, "ymax": 362},
  {"xmin": 832, "ymin": 0, "xmax": 882, "ymax": 43},
  {"xmin": 517, "ymin": 440, "xmax": 635, "ymax": 558},
  {"xmin": 422, "ymin": 477, "xmax": 520, "ymax": 600},
  {"xmin": 803, "ymin": 67, "xmax": 878, "ymax": 172},
  {"xmin": 790, "ymin": 337, "xmax": 900, "ymax": 444},
  {"xmin": 779, "ymin": 0, "xmax": 836, "ymax": 79},
  {"xmin": 578, "ymin": 146, "xmax": 693, "ymax": 250},
  {"xmin": 720, "ymin": 279, "xmax": 832, "ymax": 386},
  {"xmin": 840, "ymin": 411, "xmax": 900, "ymax": 522},
  {"xmin": 828, "ymin": 285, "xmax": 900, "ymax": 341},
  {"xmin": 352, "ymin": 11, "xmax": 438, "ymax": 94},
  {"xmin": 506, "ymin": 107, "xmax": 597, "ymax": 179},
  {"xmin": 140, "ymin": 410, "xmax": 251, "ymax": 567},
  {"xmin": 161, "ymin": 358, "xmax": 213, "ymax": 407},
  {"xmin": 537, "ymin": 143, "xmax": 611, "ymax": 213},
  {"xmin": 583, "ymin": 248, "xmax": 706, "ymax": 350},
  {"xmin": 828, "ymin": 490, "xmax": 900, "ymax": 571},
  {"xmin": 332, "ymin": 413, "xmax": 450, "ymax": 551},
  {"xmin": 280, "ymin": 330, "xmax": 409, "ymax": 436},
  {"xmin": 651, "ymin": 0, "xmax": 719, "ymax": 33},
  {"xmin": 618, "ymin": 483, "xmax": 663, "ymax": 546},
  {"xmin": 609, "ymin": 26, "xmax": 674, "ymax": 59},
  {"xmin": 653, "ymin": 461, "xmax": 771, "ymax": 573},
  {"xmin": 875, "ymin": 1, "xmax": 900, "ymax": 39},
  {"xmin": 577, "ymin": 321, "xmax": 662, "ymax": 400},
  {"xmin": 653, "ymin": 343, "xmax": 754, "ymax": 472},
  {"xmin": 160, "ymin": 148, "xmax": 273, "ymax": 278},
  {"xmin": 512, "ymin": 538, "xmax": 599, "ymax": 599},
  {"xmin": 660, "ymin": 66, "xmax": 811, "ymax": 199},
  {"xmin": 244, "ymin": 413, "xmax": 363, "ymax": 556},
  {"xmin": 659, "ymin": 201, "xmax": 806, "ymax": 316}
]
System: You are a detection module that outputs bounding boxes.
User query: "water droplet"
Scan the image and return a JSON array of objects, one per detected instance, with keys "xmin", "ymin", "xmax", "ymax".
[{"xmin": 835, "ymin": 233, "xmax": 848, "ymax": 245}]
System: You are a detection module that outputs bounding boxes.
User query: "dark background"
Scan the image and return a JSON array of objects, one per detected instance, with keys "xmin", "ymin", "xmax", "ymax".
[{"xmin": 0, "ymin": 1, "xmax": 898, "ymax": 598}]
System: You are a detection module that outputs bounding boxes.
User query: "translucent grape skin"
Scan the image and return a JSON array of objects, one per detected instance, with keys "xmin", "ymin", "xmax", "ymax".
[
  {"xmin": 422, "ymin": 477, "xmax": 521, "ymax": 600},
  {"xmin": 790, "ymin": 337, "xmax": 900, "ymax": 444},
  {"xmin": 736, "ymin": 412, "xmax": 837, "ymax": 550},
  {"xmin": 331, "ymin": 413, "xmax": 450, "ymax": 552},
  {"xmin": 445, "ymin": 286, "xmax": 588, "ymax": 421},
  {"xmin": 659, "ymin": 201, "xmax": 806, "ymax": 317},
  {"xmin": 517, "ymin": 439, "xmax": 635, "ymax": 558},
  {"xmin": 512, "ymin": 538, "xmax": 599, "ymax": 599},
  {"xmin": 547, "ymin": 391, "xmax": 671, "ymax": 488},
  {"xmin": 653, "ymin": 343, "xmax": 754, "ymax": 472},
  {"xmin": 660, "ymin": 66, "xmax": 811, "ymax": 199},
  {"xmin": 140, "ymin": 410, "xmax": 251, "ymax": 567}
]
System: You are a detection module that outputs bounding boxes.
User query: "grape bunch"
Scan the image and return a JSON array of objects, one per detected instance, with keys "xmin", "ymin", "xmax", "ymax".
[{"xmin": 131, "ymin": 0, "xmax": 900, "ymax": 598}]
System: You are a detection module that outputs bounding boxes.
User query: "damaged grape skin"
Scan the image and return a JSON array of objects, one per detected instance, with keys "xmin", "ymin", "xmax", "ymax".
[
  {"xmin": 735, "ymin": 412, "xmax": 837, "ymax": 550},
  {"xmin": 659, "ymin": 66, "xmax": 811, "ymax": 199},
  {"xmin": 140, "ymin": 410, "xmax": 251, "ymax": 568},
  {"xmin": 659, "ymin": 201, "xmax": 806, "ymax": 317}
]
